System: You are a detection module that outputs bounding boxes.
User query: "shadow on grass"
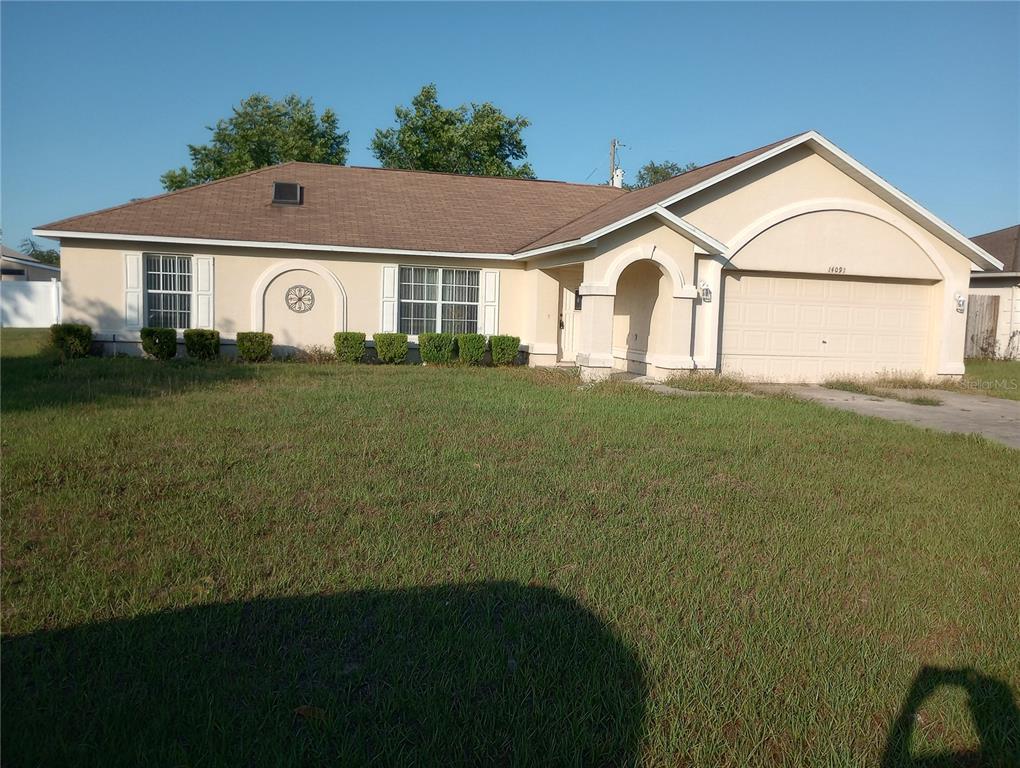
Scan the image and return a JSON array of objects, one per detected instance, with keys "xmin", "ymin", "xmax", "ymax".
[
  {"xmin": 882, "ymin": 665, "xmax": 1020, "ymax": 767},
  {"xmin": 0, "ymin": 352, "xmax": 259, "ymax": 413},
  {"xmin": 1, "ymin": 582, "xmax": 647, "ymax": 766}
]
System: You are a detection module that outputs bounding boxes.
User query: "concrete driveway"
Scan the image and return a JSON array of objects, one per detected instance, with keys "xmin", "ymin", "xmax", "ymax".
[{"xmin": 783, "ymin": 385, "xmax": 1020, "ymax": 450}]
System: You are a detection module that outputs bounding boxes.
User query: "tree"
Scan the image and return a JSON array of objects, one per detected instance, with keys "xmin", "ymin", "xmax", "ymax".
[
  {"xmin": 627, "ymin": 160, "xmax": 699, "ymax": 190},
  {"xmin": 20, "ymin": 238, "xmax": 60, "ymax": 266},
  {"xmin": 161, "ymin": 94, "xmax": 349, "ymax": 191},
  {"xmin": 371, "ymin": 84, "xmax": 534, "ymax": 178}
]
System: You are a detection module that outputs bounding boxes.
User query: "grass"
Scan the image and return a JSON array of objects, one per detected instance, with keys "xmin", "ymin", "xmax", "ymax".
[
  {"xmin": 863, "ymin": 360, "xmax": 1020, "ymax": 402},
  {"xmin": 2, "ymin": 328, "xmax": 1018, "ymax": 766},
  {"xmin": 663, "ymin": 371, "xmax": 750, "ymax": 393}
]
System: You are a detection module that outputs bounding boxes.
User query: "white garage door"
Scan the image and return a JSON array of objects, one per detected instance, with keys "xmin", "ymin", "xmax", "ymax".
[{"xmin": 721, "ymin": 272, "xmax": 933, "ymax": 382}]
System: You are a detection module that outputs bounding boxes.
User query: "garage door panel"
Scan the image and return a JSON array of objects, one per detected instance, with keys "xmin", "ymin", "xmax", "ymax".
[{"xmin": 722, "ymin": 273, "xmax": 932, "ymax": 383}]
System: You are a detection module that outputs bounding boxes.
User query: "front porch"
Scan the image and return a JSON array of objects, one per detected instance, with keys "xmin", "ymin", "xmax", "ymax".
[{"xmin": 525, "ymin": 219, "xmax": 722, "ymax": 382}]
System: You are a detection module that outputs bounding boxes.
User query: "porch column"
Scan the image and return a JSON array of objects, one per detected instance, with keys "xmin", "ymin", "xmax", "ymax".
[{"xmin": 575, "ymin": 284, "xmax": 615, "ymax": 381}]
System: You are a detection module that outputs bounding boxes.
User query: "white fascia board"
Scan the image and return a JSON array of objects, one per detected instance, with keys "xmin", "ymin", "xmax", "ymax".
[
  {"xmin": 970, "ymin": 270, "xmax": 1018, "ymax": 279},
  {"xmin": 515, "ymin": 206, "xmax": 724, "ymax": 260},
  {"xmin": 651, "ymin": 206, "xmax": 726, "ymax": 254},
  {"xmin": 32, "ymin": 229, "xmax": 518, "ymax": 262}
]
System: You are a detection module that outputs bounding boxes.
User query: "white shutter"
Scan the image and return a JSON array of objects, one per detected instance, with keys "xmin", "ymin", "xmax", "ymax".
[
  {"xmin": 481, "ymin": 269, "xmax": 500, "ymax": 335},
  {"xmin": 380, "ymin": 264, "xmax": 398, "ymax": 332},
  {"xmin": 192, "ymin": 256, "xmax": 214, "ymax": 329},
  {"xmin": 124, "ymin": 252, "xmax": 143, "ymax": 329}
]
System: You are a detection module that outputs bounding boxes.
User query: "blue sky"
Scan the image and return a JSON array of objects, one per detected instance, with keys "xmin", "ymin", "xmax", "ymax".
[{"xmin": 2, "ymin": 1, "xmax": 1017, "ymax": 250}]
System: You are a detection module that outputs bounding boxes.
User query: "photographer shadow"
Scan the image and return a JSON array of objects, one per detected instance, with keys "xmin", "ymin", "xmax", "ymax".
[{"xmin": 882, "ymin": 665, "xmax": 1020, "ymax": 767}]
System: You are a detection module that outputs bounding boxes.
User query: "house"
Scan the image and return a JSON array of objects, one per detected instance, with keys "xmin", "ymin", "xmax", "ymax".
[
  {"xmin": 34, "ymin": 131, "xmax": 1001, "ymax": 382},
  {"xmin": 1, "ymin": 245, "xmax": 60, "ymax": 282},
  {"xmin": 967, "ymin": 225, "xmax": 1019, "ymax": 359}
]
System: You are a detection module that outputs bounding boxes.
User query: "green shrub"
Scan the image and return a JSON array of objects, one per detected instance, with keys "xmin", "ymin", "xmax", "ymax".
[
  {"xmin": 373, "ymin": 333, "xmax": 408, "ymax": 364},
  {"xmin": 236, "ymin": 332, "xmax": 274, "ymax": 362},
  {"xmin": 490, "ymin": 335, "xmax": 521, "ymax": 366},
  {"xmin": 183, "ymin": 329, "xmax": 220, "ymax": 360},
  {"xmin": 140, "ymin": 327, "xmax": 177, "ymax": 360},
  {"xmin": 419, "ymin": 332, "xmax": 455, "ymax": 365},
  {"xmin": 334, "ymin": 331, "xmax": 366, "ymax": 363},
  {"xmin": 49, "ymin": 323, "xmax": 92, "ymax": 360},
  {"xmin": 455, "ymin": 333, "xmax": 486, "ymax": 365}
]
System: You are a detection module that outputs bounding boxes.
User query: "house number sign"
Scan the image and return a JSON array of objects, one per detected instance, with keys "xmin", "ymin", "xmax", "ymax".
[{"xmin": 286, "ymin": 285, "xmax": 315, "ymax": 313}]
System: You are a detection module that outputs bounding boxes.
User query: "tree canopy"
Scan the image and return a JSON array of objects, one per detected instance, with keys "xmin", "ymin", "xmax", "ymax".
[
  {"xmin": 161, "ymin": 94, "xmax": 349, "ymax": 191},
  {"xmin": 371, "ymin": 84, "xmax": 534, "ymax": 178},
  {"xmin": 627, "ymin": 160, "xmax": 699, "ymax": 190},
  {"xmin": 20, "ymin": 238, "xmax": 60, "ymax": 266}
]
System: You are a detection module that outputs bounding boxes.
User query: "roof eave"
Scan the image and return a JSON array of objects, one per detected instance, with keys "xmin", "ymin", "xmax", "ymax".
[{"xmin": 32, "ymin": 229, "xmax": 519, "ymax": 261}]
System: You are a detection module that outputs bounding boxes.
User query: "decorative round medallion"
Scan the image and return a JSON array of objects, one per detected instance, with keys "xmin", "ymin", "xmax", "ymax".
[{"xmin": 286, "ymin": 285, "xmax": 315, "ymax": 313}]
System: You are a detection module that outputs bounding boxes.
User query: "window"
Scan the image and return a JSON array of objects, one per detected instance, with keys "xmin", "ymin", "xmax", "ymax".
[
  {"xmin": 145, "ymin": 253, "xmax": 192, "ymax": 329},
  {"xmin": 398, "ymin": 266, "xmax": 480, "ymax": 335}
]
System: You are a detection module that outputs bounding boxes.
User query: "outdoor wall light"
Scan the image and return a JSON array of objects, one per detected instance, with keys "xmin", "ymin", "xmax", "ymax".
[
  {"xmin": 699, "ymin": 281, "xmax": 712, "ymax": 302},
  {"xmin": 954, "ymin": 292, "xmax": 966, "ymax": 313}
]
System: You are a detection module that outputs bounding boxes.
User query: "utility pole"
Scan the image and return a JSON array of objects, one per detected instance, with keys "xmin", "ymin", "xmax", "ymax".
[{"xmin": 609, "ymin": 138, "xmax": 618, "ymax": 185}]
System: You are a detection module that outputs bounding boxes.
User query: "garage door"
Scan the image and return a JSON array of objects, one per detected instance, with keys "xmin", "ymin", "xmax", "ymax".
[{"xmin": 721, "ymin": 272, "xmax": 933, "ymax": 382}]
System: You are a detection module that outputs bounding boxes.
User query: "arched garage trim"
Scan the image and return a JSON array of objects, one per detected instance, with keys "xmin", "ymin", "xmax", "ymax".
[
  {"xmin": 250, "ymin": 259, "xmax": 348, "ymax": 332},
  {"xmin": 600, "ymin": 244, "xmax": 698, "ymax": 299},
  {"xmin": 721, "ymin": 198, "xmax": 955, "ymax": 284}
]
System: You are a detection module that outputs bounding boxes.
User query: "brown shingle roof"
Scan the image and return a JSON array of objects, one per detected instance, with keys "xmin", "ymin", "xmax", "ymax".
[
  {"xmin": 519, "ymin": 133, "xmax": 806, "ymax": 251},
  {"xmin": 37, "ymin": 163, "xmax": 625, "ymax": 255},
  {"xmin": 971, "ymin": 225, "xmax": 1020, "ymax": 272},
  {"xmin": 37, "ymin": 133, "xmax": 809, "ymax": 255}
]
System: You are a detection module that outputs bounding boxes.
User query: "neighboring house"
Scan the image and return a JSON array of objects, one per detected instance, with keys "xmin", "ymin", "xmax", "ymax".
[
  {"xmin": 967, "ymin": 225, "xmax": 1019, "ymax": 359},
  {"xmin": 1, "ymin": 244, "xmax": 60, "ymax": 281},
  {"xmin": 34, "ymin": 130, "xmax": 1001, "ymax": 382},
  {"xmin": 0, "ymin": 245, "xmax": 62, "ymax": 327}
]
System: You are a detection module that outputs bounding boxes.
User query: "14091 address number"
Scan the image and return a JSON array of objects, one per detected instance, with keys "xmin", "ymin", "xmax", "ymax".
[{"xmin": 827, "ymin": 266, "xmax": 846, "ymax": 274}]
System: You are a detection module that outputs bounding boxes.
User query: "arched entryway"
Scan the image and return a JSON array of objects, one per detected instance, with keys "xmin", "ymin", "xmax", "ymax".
[
  {"xmin": 251, "ymin": 260, "xmax": 347, "ymax": 351},
  {"xmin": 612, "ymin": 260, "xmax": 673, "ymax": 374}
]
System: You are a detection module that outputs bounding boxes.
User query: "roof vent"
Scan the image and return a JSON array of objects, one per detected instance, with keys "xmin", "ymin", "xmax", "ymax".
[{"xmin": 272, "ymin": 181, "xmax": 303, "ymax": 205}]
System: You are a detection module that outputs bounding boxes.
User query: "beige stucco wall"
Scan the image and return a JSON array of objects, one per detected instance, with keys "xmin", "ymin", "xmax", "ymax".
[
  {"xmin": 58, "ymin": 239, "xmax": 530, "ymax": 348},
  {"xmin": 968, "ymin": 280, "xmax": 1020, "ymax": 358},
  {"xmin": 612, "ymin": 260, "xmax": 674, "ymax": 365}
]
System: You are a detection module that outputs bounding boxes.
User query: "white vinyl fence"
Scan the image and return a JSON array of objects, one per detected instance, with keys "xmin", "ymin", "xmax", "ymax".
[{"xmin": 1, "ymin": 279, "xmax": 62, "ymax": 328}]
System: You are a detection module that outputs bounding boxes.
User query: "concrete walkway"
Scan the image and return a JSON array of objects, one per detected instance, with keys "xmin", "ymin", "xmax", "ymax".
[{"xmin": 779, "ymin": 385, "xmax": 1020, "ymax": 450}]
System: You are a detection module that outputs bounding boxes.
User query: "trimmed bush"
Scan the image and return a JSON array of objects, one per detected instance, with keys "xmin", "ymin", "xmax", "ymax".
[
  {"xmin": 490, "ymin": 335, "xmax": 521, "ymax": 366},
  {"xmin": 236, "ymin": 332, "xmax": 273, "ymax": 362},
  {"xmin": 455, "ymin": 333, "xmax": 486, "ymax": 365},
  {"xmin": 334, "ymin": 331, "xmax": 366, "ymax": 363},
  {"xmin": 49, "ymin": 323, "xmax": 92, "ymax": 360},
  {"xmin": 183, "ymin": 329, "xmax": 220, "ymax": 360},
  {"xmin": 140, "ymin": 327, "xmax": 177, "ymax": 360},
  {"xmin": 373, "ymin": 333, "xmax": 408, "ymax": 364},
  {"xmin": 419, "ymin": 332, "xmax": 455, "ymax": 365}
]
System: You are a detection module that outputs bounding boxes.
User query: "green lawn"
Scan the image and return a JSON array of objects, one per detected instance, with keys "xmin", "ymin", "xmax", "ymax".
[
  {"xmin": 2, "ymin": 329, "xmax": 1018, "ymax": 766},
  {"xmin": 961, "ymin": 358, "xmax": 1020, "ymax": 401}
]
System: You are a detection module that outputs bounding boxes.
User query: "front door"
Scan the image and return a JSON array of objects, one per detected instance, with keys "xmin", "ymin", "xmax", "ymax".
[{"xmin": 559, "ymin": 286, "xmax": 581, "ymax": 362}]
